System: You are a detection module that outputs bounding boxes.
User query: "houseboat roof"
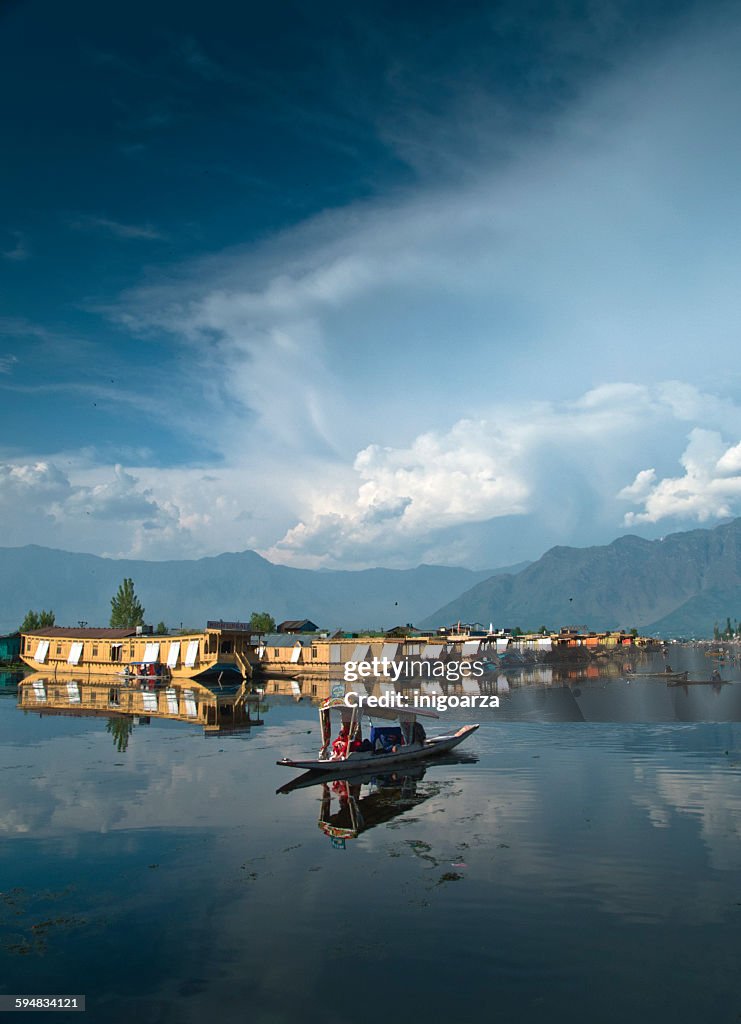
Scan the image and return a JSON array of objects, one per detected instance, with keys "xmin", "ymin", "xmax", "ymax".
[
  {"xmin": 22, "ymin": 627, "xmax": 139, "ymax": 639},
  {"xmin": 259, "ymin": 633, "xmax": 316, "ymax": 647},
  {"xmin": 277, "ymin": 619, "xmax": 319, "ymax": 632}
]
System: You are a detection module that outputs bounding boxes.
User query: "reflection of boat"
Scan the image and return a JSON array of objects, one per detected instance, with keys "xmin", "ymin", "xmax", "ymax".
[
  {"xmin": 281, "ymin": 760, "xmax": 475, "ymax": 846},
  {"xmin": 277, "ymin": 697, "xmax": 479, "ymax": 774},
  {"xmin": 667, "ymin": 678, "xmax": 728, "ymax": 687},
  {"xmin": 277, "ymin": 751, "xmax": 478, "ymax": 793},
  {"xmin": 17, "ymin": 673, "xmax": 265, "ymax": 735}
]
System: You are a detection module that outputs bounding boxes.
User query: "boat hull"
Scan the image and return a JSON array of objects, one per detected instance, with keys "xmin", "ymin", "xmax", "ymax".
[{"xmin": 277, "ymin": 724, "xmax": 479, "ymax": 773}]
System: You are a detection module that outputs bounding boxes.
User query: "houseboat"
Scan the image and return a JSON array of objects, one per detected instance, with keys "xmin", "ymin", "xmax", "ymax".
[{"xmin": 20, "ymin": 620, "xmax": 258, "ymax": 680}]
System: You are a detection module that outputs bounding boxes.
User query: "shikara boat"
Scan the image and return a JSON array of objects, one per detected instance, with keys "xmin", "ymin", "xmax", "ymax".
[
  {"xmin": 276, "ymin": 697, "xmax": 479, "ymax": 775},
  {"xmin": 629, "ymin": 670, "xmax": 689, "ymax": 681}
]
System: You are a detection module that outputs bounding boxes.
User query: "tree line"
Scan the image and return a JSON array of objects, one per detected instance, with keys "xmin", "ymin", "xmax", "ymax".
[{"xmin": 20, "ymin": 579, "xmax": 276, "ymax": 635}]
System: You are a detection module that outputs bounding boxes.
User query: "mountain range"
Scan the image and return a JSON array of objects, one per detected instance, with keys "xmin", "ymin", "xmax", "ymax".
[
  {"xmin": 421, "ymin": 518, "xmax": 741, "ymax": 636},
  {"xmin": 3, "ymin": 518, "xmax": 741, "ymax": 639},
  {"xmin": 0, "ymin": 545, "xmax": 521, "ymax": 635}
]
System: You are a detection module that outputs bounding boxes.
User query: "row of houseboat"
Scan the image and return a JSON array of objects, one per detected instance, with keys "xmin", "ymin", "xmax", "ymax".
[{"xmin": 19, "ymin": 622, "xmax": 655, "ymax": 681}]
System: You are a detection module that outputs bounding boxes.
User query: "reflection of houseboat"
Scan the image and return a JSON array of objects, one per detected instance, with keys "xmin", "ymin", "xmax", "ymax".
[
  {"xmin": 17, "ymin": 673, "xmax": 264, "ymax": 735},
  {"xmin": 20, "ymin": 620, "xmax": 257, "ymax": 680}
]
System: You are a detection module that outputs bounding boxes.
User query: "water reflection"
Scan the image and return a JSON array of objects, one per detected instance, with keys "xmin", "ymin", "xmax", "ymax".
[
  {"xmin": 17, "ymin": 674, "xmax": 265, "ymax": 737},
  {"xmin": 263, "ymin": 646, "xmax": 741, "ymax": 722},
  {"xmin": 283, "ymin": 756, "xmax": 479, "ymax": 849}
]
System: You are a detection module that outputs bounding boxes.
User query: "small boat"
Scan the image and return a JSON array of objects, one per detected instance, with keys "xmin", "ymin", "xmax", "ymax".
[
  {"xmin": 629, "ymin": 670, "xmax": 689, "ymax": 681},
  {"xmin": 276, "ymin": 697, "xmax": 479, "ymax": 775}
]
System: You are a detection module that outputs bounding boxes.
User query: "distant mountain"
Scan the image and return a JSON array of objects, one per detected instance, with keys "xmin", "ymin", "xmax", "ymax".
[
  {"xmin": 0, "ymin": 545, "xmax": 513, "ymax": 634},
  {"xmin": 420, "ymin": 519, "xmax": 741, "ymax": 637}
]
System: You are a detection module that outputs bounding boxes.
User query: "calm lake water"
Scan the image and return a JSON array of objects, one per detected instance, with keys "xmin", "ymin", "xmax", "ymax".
[{"xmin": 1, "ymin": 649, "xmax": 740, "ymax": 1023}]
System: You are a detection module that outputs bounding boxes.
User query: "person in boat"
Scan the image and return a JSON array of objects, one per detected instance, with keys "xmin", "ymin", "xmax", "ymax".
[
  {"xmin": 664, "ymin": 664, "xmax": 673, "ymax": 674},
  {"xmin": 331, "ymin": 725, "xmax": 350, "ymax": 760},
  {"xmin": 412, "ymin": 721, "xmax": 427, "ymax": 745},
  {"xmin": 711, "ymin": 669, "xmax": 721, "ymax": 682}
]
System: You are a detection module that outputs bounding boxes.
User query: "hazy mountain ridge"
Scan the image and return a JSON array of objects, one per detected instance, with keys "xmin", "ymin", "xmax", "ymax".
[
  {"xmin": 420, "ymin": 519, "xmax": 741, "ymax": 636},
  {"xmin": 0, "ymin": 545, "xmax": 513, "ymax": 634}
]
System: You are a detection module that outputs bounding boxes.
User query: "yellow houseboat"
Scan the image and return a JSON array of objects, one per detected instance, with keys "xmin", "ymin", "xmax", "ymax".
[{"xmin": 20, "ymin": 620, "xmax": 257, "ymax": 680}]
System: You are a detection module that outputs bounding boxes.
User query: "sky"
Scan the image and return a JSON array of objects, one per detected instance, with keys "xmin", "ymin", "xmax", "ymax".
[{"xmin": 2, "ymin": 0, "xmax": 741, "ymax": 569}]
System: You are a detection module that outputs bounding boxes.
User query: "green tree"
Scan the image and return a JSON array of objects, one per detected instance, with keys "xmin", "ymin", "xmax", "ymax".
[
  {"xmin": 20, "ymin": 609, "xmax": 55, "ymax": 631},
  {"xmin": 110, "ymin": 578, "xmax": 145, "ymax": 628},
  {"xmin": 155, "ymin": 621, "xmax": 167, "ymax": 635},
  {"xmin": 249, "ymin": 611, "xmax": 275, "ymax": 632}
]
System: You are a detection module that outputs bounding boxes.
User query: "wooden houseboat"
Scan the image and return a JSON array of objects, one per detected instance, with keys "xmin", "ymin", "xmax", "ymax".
[{"xmin": 20, "ymin": 620, "xmax": 258, "ymax": 680}]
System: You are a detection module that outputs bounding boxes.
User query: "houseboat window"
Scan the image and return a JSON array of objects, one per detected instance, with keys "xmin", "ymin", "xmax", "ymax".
[
  {"xmin": 90, "ymin": 692, "xmax": 96, "ymax": 703},
  {"xmin": 312, "ymin": 647, "xmax": 317, "ymax": 659},
  {"xmin": 273, "ymin": 648, "xmax": 280, "ymax": 658},
  {"xmin": 220, "ymin": 640, "xmax": 233, "ymax": 654},
  {"xmin": 311, "ymin": 684, "xmax": 317, "ymax": 695},
  {"xmin": 273, "ymin": 682, "xmax": 280, "ymax": 691},
  {"xmin": 56, "ymin": 644, "xmax": 62, "ymax": 655},
  {"xmin": 92, "ymin": 646, "xmax": 98, "ymax": 657},
  {"xmin": 110, "ymin": 644, "xmax": 123, "ymax": 662}
]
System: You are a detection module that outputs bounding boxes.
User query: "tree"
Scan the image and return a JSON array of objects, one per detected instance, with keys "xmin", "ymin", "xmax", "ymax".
[
  {"xmin": 249, "ymin": 611, "xmax": 275, "ymax": 632},
  {"xmin": 155, "ymin": 621, "xmax": 167, "ymax": 635},
  {"xmin": 110, "ymin": 578, "xmax": 145, "ymax": 628},
  {"xmin": 20, "ymin": 609, "xmax": 55, "ymax": 631}
]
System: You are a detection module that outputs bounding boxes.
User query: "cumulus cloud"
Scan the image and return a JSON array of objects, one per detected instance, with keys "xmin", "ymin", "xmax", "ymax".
[
  {"xmin": 621, "ymin": 428, "xmax": 741, "ymax": 524},
  {"xmin": 0, "ymin": 459, "xmax": 189, "ymax": 554},
  {"xmin": 263, "ymin": 384, "xmax": 741, "ymax": 568}
]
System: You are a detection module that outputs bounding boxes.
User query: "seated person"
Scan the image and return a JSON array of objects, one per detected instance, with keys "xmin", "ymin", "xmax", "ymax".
[
  {"xmin": 412, "ymin": 721, "xmax": 427, "ymax": 745},
  {"xmin": 331, "ymin": 725, "xmax": 350, "ymax": 760}
]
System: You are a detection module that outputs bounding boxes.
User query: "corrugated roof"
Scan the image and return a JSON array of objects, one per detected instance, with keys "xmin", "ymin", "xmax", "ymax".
[{"xmin": 259, "ymin": 633, "xmax": 314, "ymax": 647}]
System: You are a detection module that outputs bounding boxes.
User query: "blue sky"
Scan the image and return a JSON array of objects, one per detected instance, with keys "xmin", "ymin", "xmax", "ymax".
[{"xmin": 2, "ymin": 0, "xmax": 741, "ymax": 568}]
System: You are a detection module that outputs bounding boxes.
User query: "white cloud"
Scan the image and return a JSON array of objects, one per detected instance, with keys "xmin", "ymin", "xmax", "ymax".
[
  {"xmin": 621, "ymin": 428, "xmax": 741, "ymax": 525},
  {"xmin": 264, "ymin": 384, "xmax": 741, "ymax": 568},
  {"xmin": 70, "ymin": 215, "xmax": 165, "ymax": 240},
  {"xmin": 1, "ymin": 231, "xmax": 29, "ymax": 262}
]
